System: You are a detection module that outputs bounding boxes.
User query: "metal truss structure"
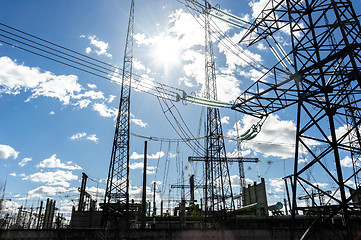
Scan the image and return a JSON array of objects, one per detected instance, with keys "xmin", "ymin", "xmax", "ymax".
[
  {"xmin": 102, "ymin": 0, "xmax": 134, "ymax": 228},
  {"xmin": 203, "ymin": 1, "xmax": 235, "ymax": 218},
  {"xmin": 232, "ymin": 0, "xmax": 361, "ymax": 238}
]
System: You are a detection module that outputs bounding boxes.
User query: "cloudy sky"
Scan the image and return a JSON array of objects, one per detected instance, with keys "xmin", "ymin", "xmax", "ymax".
[{"xmin": 1, "ymin": 0, "xmax": 360, "ymax": 218}]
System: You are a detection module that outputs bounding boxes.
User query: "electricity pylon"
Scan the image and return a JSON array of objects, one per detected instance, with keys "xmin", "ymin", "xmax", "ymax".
[{"xmin": 102, "ymin": 0, "xmax": 134, "ymax": 228}]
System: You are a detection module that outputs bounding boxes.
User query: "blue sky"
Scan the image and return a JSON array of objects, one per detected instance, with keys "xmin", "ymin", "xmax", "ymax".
[{"xmin": 1, "ymin": 0, "xmax": 360, "ymax": 220}]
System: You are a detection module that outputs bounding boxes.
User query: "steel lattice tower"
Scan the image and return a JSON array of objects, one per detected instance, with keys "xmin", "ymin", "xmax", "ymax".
[
  {"xmin": 232, "ymin": 0, "xmax": 361, "ymax": 238},
  {"xmin": 103, "ymin": 0, "xmax": 134, "ymax": 227},
  {"xmin": 203, "ymin": 1, "xmax": 235, "ymax": 217}
]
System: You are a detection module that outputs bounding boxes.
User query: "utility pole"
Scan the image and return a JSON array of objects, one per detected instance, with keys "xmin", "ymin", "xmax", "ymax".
[
  {"xmin": 103, "ymin": 0, "xmax": 134, "ymax": 228},
  {"xmin": 36, "ymin": 201, "xmax": 43, "ymax": 229},
  {"xmin": 78, "ymin": 172, "xmax": 88, "ymax": 211},
  {"xmin": 141, "ymin": 141, "xmax": 147, "ymax": 229},
  {"xmin": 153, "ymin": 182, "xmax": 156, "ymax": 217}
]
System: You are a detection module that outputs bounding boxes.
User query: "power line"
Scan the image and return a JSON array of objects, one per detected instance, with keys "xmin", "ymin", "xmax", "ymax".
[{"xmin": 0, "ymin": 22, "xmax": 232, "ymax": 108}]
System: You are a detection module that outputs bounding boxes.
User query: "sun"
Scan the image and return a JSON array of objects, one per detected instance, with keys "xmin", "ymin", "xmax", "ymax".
[{"xmin": 151, "ymin": 35, "xmax": 181, "ymax": 69}]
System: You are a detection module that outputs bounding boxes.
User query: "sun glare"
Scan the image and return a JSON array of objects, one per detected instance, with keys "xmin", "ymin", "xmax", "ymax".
[{"xmin": 151, "ymin": 35, "xmax": 181, "ymax": 68}]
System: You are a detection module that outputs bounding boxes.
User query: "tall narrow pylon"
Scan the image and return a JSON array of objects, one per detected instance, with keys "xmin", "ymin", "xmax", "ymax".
[
  {"xmin": 203, "ymin": 0, "xmax": 235, "ymax": 217},
  {"xmin": 103, "ymin": 0, "xmax": 134, "ymax": 228}
]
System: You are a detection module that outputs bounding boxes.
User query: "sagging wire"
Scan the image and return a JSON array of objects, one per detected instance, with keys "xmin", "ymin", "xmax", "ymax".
[{"xmin": 0, "ymin": 22, "xmax": 232, "ymax": 109}]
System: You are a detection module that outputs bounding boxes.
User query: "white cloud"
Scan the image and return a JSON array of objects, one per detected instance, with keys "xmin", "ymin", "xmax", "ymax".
[
  {"xmin": 86, "ymin": 134, "xmax": 99, "ymax": 143},
  {"xmin": 221, "ymin": 116, "xmax": 230, "ymax": 124},
  {"xmin": 182, "ymin": 49, "xmax": 204, "ymax": 86},
  {"xmin": 26, "ymin": 74, "xmax": 82, "ymax": 105},
  {"xmin": 227, "ymin": 114, "xmax": 301, "ymax": 159},
  {"xmin": 340, "ymin": 156, "xmax": 359, "ymax": 168},
  {"xmin": 92, "ymin": 103, "xmax": 117, "ymax": 117},
  {"xmin": 230, "ymin": 175, "xmax": 254, "ymax": 188},
  {"xmin": 36, "ymin": 154, "xmax": 82, "ymax": 170},
  {"xmin": 108, "ymin": 95, "xmax": 116, "ymax": 103},
  {"xmin": 49, "ymin": 111, "xmax": 55, "ymax": 115},
  {"xmin": 168, "ymin": 9, "xmax": 205, "ymax": 49},
  {"xmin": 70, "ymin": 132, "xmax": 87, "ymax": 140},
  {"xmin": 227, "ymin": 148, "xmax": 251, "ymax": 158},
  {"xmin": 133, "ymin": 59, "xmax": 147, "ymax": 71},
  {"xmin": 0, "ymin": 144, "xmax": 19, "ymax": 159},
  {"xmin": 74, "ymin": 90, "xmax": 105, "ymax": 100},
  {"xmin": 23, "ymin": 170, "xmax": 78, "ymax": 187},
  {"xmin": 131, "ymin": 118, "xmax": 148, "ymax": 128},
  {"xmin": 133, "ymin": 74, "xmax": 155, "ymax": 93},
  {"xmin": 18, "ymin": 157, "xmax": 32, "ymax": 167},
  {"xmin": 76, "ymin": 99, "xmax": 91, "ymax": 109},
  {"xmin": 239, "ymin": 69, "xmax": 267, "ymax": 82},
  {"xmin": 249, "ymin": 0, "xmax": 270, "ymax": 18},
  {"xmin": 216, "ymin": 74, "xmax": 242, "ymax": 102},
  {"xmin": 85, "ymin": 47, "xmax": 92, "ymax": 54},
  {"xmin": 28, "ymin": 185, "xmax": 67, "ymax": 198},
  {"xmin": 87, "ymin": 83, "xmax": 97, "ymax": 89},
  {"xmin": 268, "ymin": 178, "xmax": 284, "ymax": 193},
  {"xmin": 129, "ymin": 162, "xmax": 156, "ymax": 174},
  {"xmin": 257, "ymin": 42, "xmax": 267, "ymax": 50},
  {"xmin": 10, "ymin": 172, "xmax": 16, "ymax": 177},
  {"xmin": 130, "ymin": 151, "xmax": 164, "ymax": 160},
  {"xmin": 70, "ymin": 132, "xmax": 99, "ymax": 143},
  {"xmin": 87, "ymin": 35, "xmax": 112, "ymax": 57},
  {"xmin": 0, "ymin": 53, "xmax": 83, "ymax": 105}
]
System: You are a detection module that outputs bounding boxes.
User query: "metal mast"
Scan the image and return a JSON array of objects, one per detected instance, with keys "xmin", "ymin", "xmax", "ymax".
[
  {"xmin": 103, "ymin": 0, "xmax": 134, "ymax": 227},
  {"xmin": 232, "ymin": 0, "xmax": 361, "ymax": 238},
  {"xmin": 203, "ymin": 0, "xmax": 235, "ymax": 217}
]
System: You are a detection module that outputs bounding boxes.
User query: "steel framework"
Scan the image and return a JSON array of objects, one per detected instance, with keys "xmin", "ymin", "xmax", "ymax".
[
  {"xmin": 203, "ymin": 0, "xmax": 235, "ymax": 217},
  {"xmin": 232, "ymin": 0, "xmax": 361, "ymax": 238},
  {"xmin": 102, "ymin": 0, "xmax": 134, "ymax": 227}
]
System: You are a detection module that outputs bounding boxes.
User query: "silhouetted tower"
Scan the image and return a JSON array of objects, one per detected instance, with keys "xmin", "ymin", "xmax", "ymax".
[
  {"xmin": 203, "ymin": 0, "xmax": 235, "ymax": 216},
  {"xmin": 103, "ymin": 0, "xmax": 134, "ymax": 227},
  {"xmin": 232, "ymin": 0, "xmax": 361, "ymax": 238}
]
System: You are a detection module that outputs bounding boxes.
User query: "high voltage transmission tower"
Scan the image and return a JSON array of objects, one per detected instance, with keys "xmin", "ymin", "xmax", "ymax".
[
  {"xmin": 203, "ymin": 0, "xmax": 235, "ymax": 219},
  {"xmin": 102, "ymin": 0, "xmax": 134, "ymax": 228},
  {"xmin": 232, "ymin": 0, "xmax": 361, "ymax": 238}
]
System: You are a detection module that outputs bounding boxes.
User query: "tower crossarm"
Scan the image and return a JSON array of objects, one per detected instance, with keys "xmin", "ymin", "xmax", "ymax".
[{"xmin": 232, "ymin": 43, "xmax": 361, "ymax": 118}]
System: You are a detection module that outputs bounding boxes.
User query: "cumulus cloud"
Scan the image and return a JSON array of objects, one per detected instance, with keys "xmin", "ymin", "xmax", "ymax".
[
  {"xmin": 108, "ymin": 95, "xmax": 116, "ymax": 103},
  {"xmin": 76, "ymin": 99, "xmax": 92, "ymax": 109},
  {"xmin": 221, "ymin": 116, "xmax": 230, "ymax": 124},
  {"xmin": 26, "ymin": 74, "xmax": 82, "ymax": 104},
  {"xmin": 28, "ymin": 185, "xmax": 67, "ymax": 198},
  {"xmin": 23, "ymin": 170, "xmax": 78, "ymax": 187},
  {"xmin": 36, "ymin": 154, "xmax": 82, "ymax": 170},
  {"xmin": 130, "ymin": 151, "xmax": 165, "ymax": 160},
  {"xmin": 70, "ymin": 132, "xmax": 87, "ymax": 140},
  {"xmin": 87, "ymin": 83, "xmax": 97, "ymax": 89},
  {"xmin": 249, "ymin": 0, "xmax": 269, "ymax": 18},
  {"xmin": 130, "ymin": 118, "xmax": 148, "ymax": 128},
  {"xmin": 230, "ymin": 175, "xmax": 254, "ymax": 188},
  {"xmin": 129, "ymin": 162, "xmax": 156, "ymax": 172},
  {"xmin": 0, "ymin": 56, "xmax": 82, "ymax": 105},
  {"xmin": 0, "ymin": 144, "xmax": 19, "ymax": 159},
  {"xmin": 268, "ymin": 178, "xmax": 284, "ymax": 193},
  {"xmin": 87, "ymin": 134, "xmax": 99, "ymax": 143},
  {"xmin": 227, "ymin": 114, "xmax": 306, "ymax": 159},
  {"xmin": 18, "ymin": 157, "xmax": 32, "ymax": 167},
  {"xmin": 70, "ymin": 132, "xmax": 99, "ymax": 143},
  {"xmin": 85, "ymin": 35, "xmax": 112, "ymax": 57},
  {"xmin": 92, "ymin": 103, "xmax": 117, "ymax": 117},
  {"xmin": 49, "ymin": 111, "xmax": 55, "ymax": 115},
  {"xmin": 340, "ymin": 156, "xmax": 360, "ymax": 168},
  {"xmin": 74, "ymin": 90, "xmax": 105, "ymax": 100}
]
